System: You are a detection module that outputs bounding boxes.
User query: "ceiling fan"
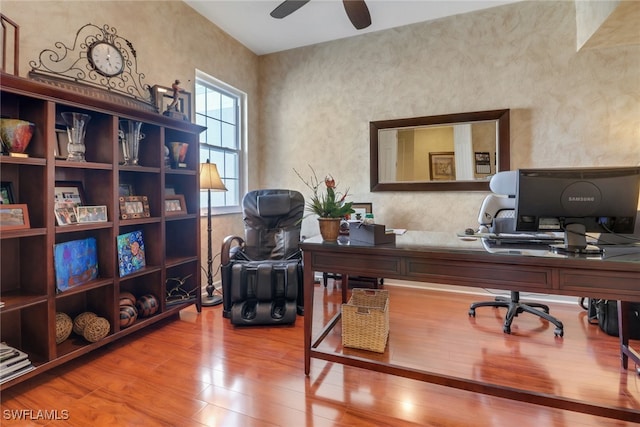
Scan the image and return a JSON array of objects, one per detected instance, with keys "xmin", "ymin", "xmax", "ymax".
[{"xmin": 270, "ymin": 0, "xmax": 372, "ymax": 30}]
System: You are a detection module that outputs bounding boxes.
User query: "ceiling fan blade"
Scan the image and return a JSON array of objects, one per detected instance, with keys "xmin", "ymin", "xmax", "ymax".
[
  {"xmin": 270, "ymin": 0, "xmax": 311, "ymax": 19},
  {"xmin": 343, "ymin": 0, "xmax": 371, "ymax": 30}
]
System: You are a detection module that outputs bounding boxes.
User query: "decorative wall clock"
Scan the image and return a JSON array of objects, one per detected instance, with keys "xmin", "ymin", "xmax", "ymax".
[
  {"xmin": 28, "ymin": 23, "xmax": 155, "ymax": 112},
  {"xmin": 88, "ymin": 41, "xmax": 125, "ymax": 77}
]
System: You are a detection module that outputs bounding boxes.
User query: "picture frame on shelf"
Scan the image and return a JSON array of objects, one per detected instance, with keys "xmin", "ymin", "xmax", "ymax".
[
  {"xmin": 0, "ymin": 204, "xmax": 30, "ymax": 230},
  {"xmin": 54, "ymin": 181, "xmax": 86, "ymax": 206},
  {"xmin": 117, "ymin": 230, "xmax": 146, "ymax": 277},
  {"xmin": 1, "ymin": 182, "xmax": 15, "ymax": 204},
  {"xmin": 54, "ymin": 206, "xmax": 78, "ymax": 226},
  {"xmin": 55, "ymin": 129, "xmax": 69, "ymax": 159},
  {"xmin": 429, "ymin": 152, "xmax": 456, "ymax": 181},
  {"xmin": 76, "ymin": 205, "xmax": 108, "ymax": 223},
  {"xmin": 119, "ymin": 195, "xmax": 150, "ymax": 219},
  {"xmin": 349, "ymin": 202, "xmax": 372, "ymax": 221},
  {"xmin": 1, "ymin": 14, "xmax": 19, "ymax": 76},
  {"xmin": 53, "ymin": 237, "xmax": 98, "ymax": 292},
  {"xmin": 151, "ymin": 84, "xmax": 191, "ymax": 121},
  {"xmin": 165, "ymin": 194, "xmax": 187, "ymax": 216},
  {"xmin": 118, "ymin": 183, "xmax": 134, "ymax": 197},
  {"xmin": 117, "ymin": 141, "xmax": 126, "ymax": 165}
]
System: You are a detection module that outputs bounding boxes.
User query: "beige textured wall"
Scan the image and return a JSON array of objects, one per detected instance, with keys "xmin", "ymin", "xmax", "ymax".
[
  {"xmin": 2, "ymin": 0, "xmax": 638, "ymax": 254},
  {"xmin": 0, "ymin": 1, "xmax": 255, "ymax": 283},
  {"xmin": 259, "ymin": 1, "xmax": 639, "ymax": 237}
]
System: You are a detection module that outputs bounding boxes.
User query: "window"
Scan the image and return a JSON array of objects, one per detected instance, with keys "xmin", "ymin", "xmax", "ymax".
[{"xmin": 195, "ymin": 70, "xmax": 246, "ymax": 215}]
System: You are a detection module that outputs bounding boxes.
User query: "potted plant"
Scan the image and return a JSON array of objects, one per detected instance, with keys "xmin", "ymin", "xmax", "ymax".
[{"xmin": 295, "ymin": 166, "xmax": 354, "ymax": 241}]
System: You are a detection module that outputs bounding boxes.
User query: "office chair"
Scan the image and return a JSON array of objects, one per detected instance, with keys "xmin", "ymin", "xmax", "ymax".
[
  {"xmin": 468, "ymin": 171, "xmax": 564, "ymax": 337},
  {"xmin": 220, "ymin": 189, "xmax": 304, "ymax": 325}
]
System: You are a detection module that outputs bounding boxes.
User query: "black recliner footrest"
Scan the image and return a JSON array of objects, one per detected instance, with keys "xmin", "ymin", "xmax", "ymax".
[
  {"xmin": 230, "ymin": 300, "xmax": 297, "ymax": 325},
  {"xmin": 224, "ymin": 260, "xmax": 301, "ymax": 325}
]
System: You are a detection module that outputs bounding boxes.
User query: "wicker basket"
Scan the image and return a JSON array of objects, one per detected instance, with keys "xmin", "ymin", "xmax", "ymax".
[{"xmin": 342, "ymin": 288, "xmax": 389, "ymax": 353}]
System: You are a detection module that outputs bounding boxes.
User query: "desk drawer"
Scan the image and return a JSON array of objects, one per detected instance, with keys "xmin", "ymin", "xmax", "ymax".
[
  {"xmin": 405, "ymin": 258, "xmax": 552, "ymax": 291},
  {"xmin": 559, "ymin": 269, "xmax": 640, "ymax": 300},
  {"xmin": 311, "ymin": 252, "xmax": 402, "ymax": 277}
]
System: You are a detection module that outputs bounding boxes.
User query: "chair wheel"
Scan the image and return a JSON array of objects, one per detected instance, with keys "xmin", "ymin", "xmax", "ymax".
[
  {"xmin": 554, "ymin": 327, "xmax": 564, "ymax": 337},
  {"xmin": 468, "ymin": 308, "xmax": 476, "ymax": 317},
  {"xmin": 503, "ymin": 325, "xmax": 511, "ymax": 334}
]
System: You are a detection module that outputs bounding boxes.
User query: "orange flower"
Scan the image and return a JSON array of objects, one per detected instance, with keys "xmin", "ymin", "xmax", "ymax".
[{"xmin": 324, "ymin": 175, "xmax": 336, "ymax": 189}]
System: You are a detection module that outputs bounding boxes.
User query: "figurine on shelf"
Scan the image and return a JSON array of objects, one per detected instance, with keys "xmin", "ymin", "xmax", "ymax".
[
  {"xmin": 163, "ymin": 79, "xmax": 188, "ymax": 121},
  {"xmin": 166, "ymin": 274, "xmax": 196, "ymax": 305},
  {"xmin": 166, "ymin": 80, "xmax": 181, "ymax": 111}
]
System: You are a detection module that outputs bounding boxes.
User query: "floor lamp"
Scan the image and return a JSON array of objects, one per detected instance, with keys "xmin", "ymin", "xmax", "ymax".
[{"xmin": 200, "ymin": 159, "xmax": 227, "ymax": 307}]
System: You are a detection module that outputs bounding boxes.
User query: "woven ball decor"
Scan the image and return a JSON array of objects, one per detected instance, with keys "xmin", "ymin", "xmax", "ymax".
[
  {"xmin": 119, "ymin": 291, "xmax": 137, "ymax": 307},
  {"xmin": 119, "ymin": 304, "xmax": 138, "ymax": 328},
  {"xmin": 83, "ymin": 317, "xmax": 110, "ymax": 342},
  {"xmin": 55, "ymin": 312, "xmax": 73, "ymax": 344},
  {"xmin": 136, "ymin": 294, "xmax": 159, "ymax": 317},
  {"xmin": 73, "ymin": 311, "xmax": 97, "ymax": 335}
]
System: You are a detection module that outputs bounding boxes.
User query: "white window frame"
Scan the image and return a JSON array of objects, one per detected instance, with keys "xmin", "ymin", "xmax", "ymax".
[{"xmin": 196, "ymin": 69, "xmax": 247, "ymax": 216}]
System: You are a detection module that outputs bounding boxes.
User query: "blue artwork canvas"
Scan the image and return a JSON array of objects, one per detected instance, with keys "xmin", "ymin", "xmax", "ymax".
[
  {"xmin": 54, "ymin": 237, "xmax": 99, "ymax": 292},
  {"xmin": 117, "ymin": 230, "xmax": 146, "ymax": 277}
]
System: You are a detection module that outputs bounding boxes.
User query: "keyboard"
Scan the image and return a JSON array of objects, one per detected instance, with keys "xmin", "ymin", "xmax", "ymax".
[{"xmin": 494, "ymin": 233, "xmax": 563, "ymax": 241}]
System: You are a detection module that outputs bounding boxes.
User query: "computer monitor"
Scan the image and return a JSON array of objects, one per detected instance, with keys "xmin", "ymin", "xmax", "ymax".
[{"xmin": 515, "ymin": 166, "xmax": 640, "ymax": 254}]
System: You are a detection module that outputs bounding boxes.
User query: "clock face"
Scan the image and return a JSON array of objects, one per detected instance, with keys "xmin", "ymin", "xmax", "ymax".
[{"xmin": 89, "ymin": 42, "xmax": 124, "ymax": 77}]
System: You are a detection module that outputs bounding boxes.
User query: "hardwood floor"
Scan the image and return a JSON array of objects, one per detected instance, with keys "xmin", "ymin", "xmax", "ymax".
[{"xmin": 2, "ymin": 282, "xmax": 639, "ymax": 426}]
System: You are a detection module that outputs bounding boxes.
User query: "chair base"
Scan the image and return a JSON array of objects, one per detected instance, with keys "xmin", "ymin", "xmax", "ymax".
[{"xmin": 469, "ymin": 291, "xmax": 564, "ymax": 337}]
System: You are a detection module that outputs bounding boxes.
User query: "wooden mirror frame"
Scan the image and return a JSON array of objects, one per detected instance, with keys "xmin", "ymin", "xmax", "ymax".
[{"xmin": 370, "ymin": 109, "xmax": 510, "ymax": 191}]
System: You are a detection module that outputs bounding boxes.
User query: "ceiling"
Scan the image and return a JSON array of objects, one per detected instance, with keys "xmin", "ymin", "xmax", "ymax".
[{"xmin": 184, "ymin": 0, "xmax": 522, "ymax": 55}]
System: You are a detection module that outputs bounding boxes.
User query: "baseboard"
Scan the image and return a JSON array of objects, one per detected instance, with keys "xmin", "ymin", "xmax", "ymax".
[{"xmin": 201, "ymin": 280, "xmax": 223, "ymax": 298}]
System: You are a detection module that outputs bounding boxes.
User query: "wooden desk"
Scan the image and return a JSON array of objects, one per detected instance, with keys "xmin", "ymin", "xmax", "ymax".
[{"xmin": 300, "ymin": 232, "xmax": 640, "ymax": 421}]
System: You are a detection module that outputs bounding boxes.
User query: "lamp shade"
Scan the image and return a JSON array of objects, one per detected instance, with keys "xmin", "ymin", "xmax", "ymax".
[{"xmin": 200, "ymin": 160, "xmax": 227, "ymax": 191}]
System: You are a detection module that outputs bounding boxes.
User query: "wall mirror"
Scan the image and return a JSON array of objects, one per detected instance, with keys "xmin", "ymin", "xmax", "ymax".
[{"xmin": 370, "ymin": 109, "xmax": 510, "ymax": 191}]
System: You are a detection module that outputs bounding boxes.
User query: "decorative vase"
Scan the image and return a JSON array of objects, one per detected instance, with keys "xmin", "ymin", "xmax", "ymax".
[
  {"xmin": 118, "ymin": 120, "xmax": 145, "ymax": 165},
  {"xmin": 0, "ymin": 118, "xmax": 35, "ymax": 157},
  {"xmin": 169, "ymin": 142, "xmax": 189, "ymax": 168},
  {"xmin": 61, "ymin": 112, "xmax": 91, "ymax": 162},
  {"xmin": 318, "ymin": 218, "xmax": 342, "ymax": 242}
]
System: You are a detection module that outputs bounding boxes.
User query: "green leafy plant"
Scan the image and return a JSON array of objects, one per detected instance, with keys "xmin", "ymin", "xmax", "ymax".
[{"xmin": 294, "ymin": 166, "xmax": 354, "ymax": 218}]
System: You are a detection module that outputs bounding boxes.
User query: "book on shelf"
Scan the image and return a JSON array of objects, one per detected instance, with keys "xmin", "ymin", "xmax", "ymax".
[
  {"xmin": 0, "ymin": 363, "xmax": 35, "ymax": 385},
  {"xmin": 0, "ymin": 343, "xmax": 33, "ymax": 384},
  {"xmin": 0, "ymin": 343, "xmax": 17, "ymax": 362},
  {"xmin": 1, "ymin": 357, "xmax": 32, "ymax": 376},
  {"xmin": 0, "ymin": 349, "xmax": 28, "ymax": 370}
]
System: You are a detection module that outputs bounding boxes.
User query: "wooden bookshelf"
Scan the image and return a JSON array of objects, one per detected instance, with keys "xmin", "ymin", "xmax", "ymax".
[{"xmin": 0, "ymin": 72, "xmax": 204, "ymax": 389}]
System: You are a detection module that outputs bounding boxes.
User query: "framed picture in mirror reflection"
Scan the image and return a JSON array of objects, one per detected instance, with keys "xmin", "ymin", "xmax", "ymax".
[{"xmin": 429, "ymin": 152, "xmax": 455, "ymax": 181}]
